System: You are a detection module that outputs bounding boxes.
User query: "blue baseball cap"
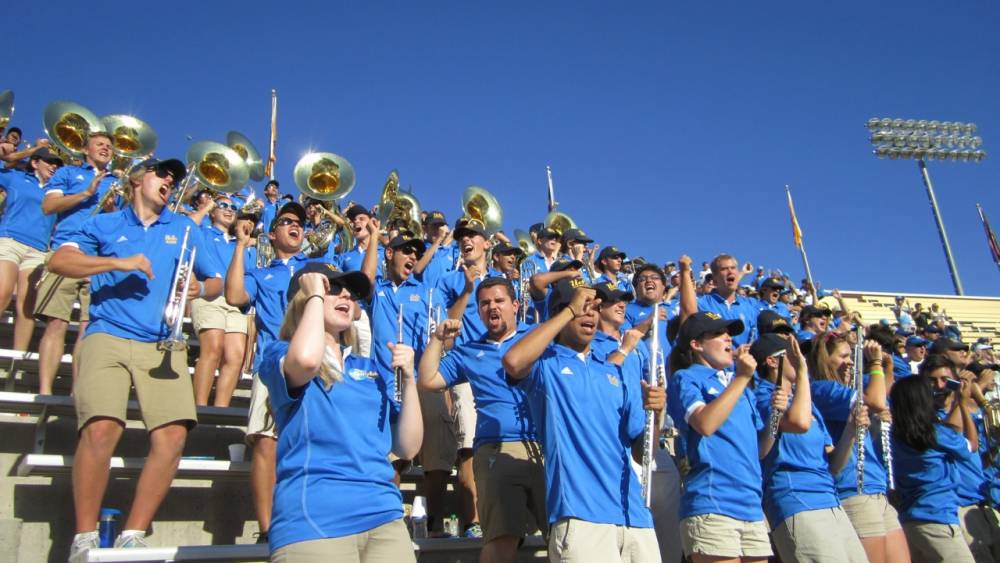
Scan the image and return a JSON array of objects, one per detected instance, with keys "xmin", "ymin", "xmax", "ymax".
[{"xmin": 905, "ymin": 336, "xmax": 929, "ymax": 348}]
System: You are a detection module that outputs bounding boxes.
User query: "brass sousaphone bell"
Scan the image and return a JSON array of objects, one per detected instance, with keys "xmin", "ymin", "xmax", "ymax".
[
  {"xmin": 294, "ymin": 152, "xmax": 356, "ymax": 256},
  {"xmin": 375, "ymin": 169, "xmax": 400, "ymax": 228},
  {"xmin": 94, "ymin": 114, "xmax": 158, "ymax": 213},
  {"xmin": 0, "ymin": 90, "xmax": 14, "ymax": 131},
  {"xmin": 42, "ymin": 100, "xmax": 106, "ymax": 159},
  {"xmin": 514, "ymin": 228, "xmax": 537, "ymax": 256},
  {"xmin": 226, "ymin": 130, "xmax": 267, "ymax": 182},
  {"xmin": 542, "ymin": 210, "xmax": 578, "ymax": 239},
  {"xmin": 459, "ymin": 186, "xmax": 503, "ymax": 237},
  {"xmin": 391, "ymin": 189, "xmax": 423, "ymax": 238},
  {"xmin": 172, "ymin": 141, "xmax": 250, "ymax": 212}
]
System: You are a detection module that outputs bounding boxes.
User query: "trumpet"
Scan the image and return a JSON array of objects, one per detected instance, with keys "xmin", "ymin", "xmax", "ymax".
[
  {"xmin": 853, "ymin": 324, "xmax": 866, "ymax": 495},
  {"xmin": 161, "ymin": 226, "xmax": 196, "ymax": 351},
  {"xmin": 641, "ymin": 302, "xmax": 664, "ymax": 507}
]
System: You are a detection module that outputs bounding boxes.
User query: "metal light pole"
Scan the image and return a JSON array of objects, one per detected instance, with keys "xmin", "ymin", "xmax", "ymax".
[{"xmin": 867, "ymin": 117, "xmax": 987, "ymax": 295}]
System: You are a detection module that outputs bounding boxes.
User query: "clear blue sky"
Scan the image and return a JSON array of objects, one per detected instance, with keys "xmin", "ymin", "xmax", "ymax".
[{"xmin": 8, "ymin": 1, "xmax": 999, "ymax": 295}]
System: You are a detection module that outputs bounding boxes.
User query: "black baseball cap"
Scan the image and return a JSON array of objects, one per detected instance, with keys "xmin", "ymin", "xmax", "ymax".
[
  {"xmin": 800, "ymin": 305, "xmax": 833, "ymax": 321},
  {"xmin": 561, "ymin": 228, "xmax": 593, "ymax": 244},
  {"xmin": 454, "ymin": 219, "xmax": 488, "ymax": 240},
  {"xmin": 529, "ymin": 222, "xmax": 544, "ymax": 236},
  {"xmin": 492, "ymin": 240, "xmax": 523, "ymax": 256},
  {"xmin": 750, "ymin": 333, "xmax": 792, "ymax": 369},
  {"xmin": 423, "ymin": 211, "xmax": 446, "ymax": 226},
  {"xmin": 676, "ymin": 312, "xmax": 745, "ymax": 351},
  {"xmin": 757, "ymin": 310, "xmax": 795, "ymax": 335},
  {"xmin": 269, "ymin": 201, "xmax": 307, "ymax": 231},
  {"xmin": 550, "ymin": 257, "xmax": 584, "ymax": 272},
  {"xmin": 548, "ymin": 277, "xmax": 591, "ymax": 317},
  {"xmin": 287, "ymin": 262, "xmax": 372, "ymax": 301},
  {"xmin": 30, "ymin": 147, "xmax": 64, "ymax": 166},
  {"xmin": 264, "ymin": 179, "xmax": 279, "ymax": 188},
  {"xmin": 344, "ymin": 204, "xmax": 371, "ymax": 221},
  {"xmin": 967, "ymin": 360, "xmax": 1000, "ymax": 376},
  {"xmin": 594, "ymin": 281, "xmax": 633, "ymax": 304},
  {"xmin": 597, "ymin": 246, "xmax": 627, "ymax": 266},
  {"xmin": 386, "ymin": 233, "xmax": 425, "ymax": 258},
  {"xmin": 759, "ymin": 277, "xmax": 785, "ymax": 291},
  {"xmin": 930, "ymin": 337, "xmax": 969, "ymax": 355},
  {"xmin": 137, "ymin": 158, "xmax": 187, "ymax": 184}
]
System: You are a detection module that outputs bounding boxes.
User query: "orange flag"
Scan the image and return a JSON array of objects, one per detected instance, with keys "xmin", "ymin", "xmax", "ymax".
[{"xmin": 786, "ymin": 185, "xmax": 803, "ymax": 249}]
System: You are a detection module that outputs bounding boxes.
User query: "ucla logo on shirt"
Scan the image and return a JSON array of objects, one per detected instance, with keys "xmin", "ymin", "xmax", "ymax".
[
  {"xmin": 164, "ymin": 235, "xmax": 178, "ymax": 245},
  {"xmin": 347, "ymin": 368, "xmax": 368, "ymax": 381},
  {"xmin": 409, "ymin": 294, "xmax": 420, "ymax": 302},
  {"xmin": 606, "ymin": 373, "xmax": 620, "ymax": 387}
]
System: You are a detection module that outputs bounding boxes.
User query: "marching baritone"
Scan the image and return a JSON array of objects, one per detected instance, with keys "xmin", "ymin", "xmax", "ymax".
[
  {"xmin": 0, "ymin": 148, "xmax": 63, "ymax": 353},
  {"xmin": 53, "ymin": 158, "xmax": 224, "ymax": 555}
]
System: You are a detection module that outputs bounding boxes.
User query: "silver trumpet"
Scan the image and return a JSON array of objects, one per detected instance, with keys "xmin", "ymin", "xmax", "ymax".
[
  {"xmin": 853, "ymin": 325, "xmax": 866, "ymax": 495},
  {"xmin": 641, "ymin": 302, "xmax": 662, "ymax": 508},
  {"xmin": 161, "ymin": 226, "xmax": 196, "ymax": 351},
  {"xmin": 767, "ymin": 349, "xmax": 788, "ymax": 438}
]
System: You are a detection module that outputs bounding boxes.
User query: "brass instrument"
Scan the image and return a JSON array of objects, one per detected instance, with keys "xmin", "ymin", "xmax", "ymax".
[
  {"xmin": 375, "ymin": 170, "xmax": 400, "ymax": 227},
  {"xmin": 983, "ymin": 397, "xmax": 1000, "ymax": 464},
  {"xmin": 172, "ymin": 141, "xmax": 249, "ymax": 213},
  {"xmin": 293, "ymin": 152, "xmax": 355, "ymax": 256},
  {"xmin": 390, "ymin": 190, "xmax": 423, "ymax": 237},
  {"xmin": 542, "ymin": 210, "xmax": 577, "ymax": 239},
  {"xmin": 0, "ymin": 90, "xmax": 13, "ymax": 131},
  {"xmin": 226, "ymin": 131, "xmax": 266, "ymax": 182},
  {"xmin": 459, "ymin": 186, "xmax": 503, "ymax": 237},
  {"xmin": 94, "ymin": 114, "xmax": 158, "ymax": 215},
  {"xmin": 42, "ymin": 100, "xmax": 106, "ymax": 160},
  {"xmin": 161, "ymin": 226, "xmax": 196, "ymax": 351},
  {"xmin": 853, "ymin": 325, "xmax": 866, "ymax": 495},
  {"xmin": 514, "ymin": 228, "xmax": 537, "ymax": 256}
]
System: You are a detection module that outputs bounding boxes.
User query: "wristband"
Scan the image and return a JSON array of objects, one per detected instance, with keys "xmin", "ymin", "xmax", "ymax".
[
  {"xmin": 869, "ymin": 369, "xmax": 884, "ymax": 377},
  {"xmin": 305, "ymin": 294, "xmax": 325, "ymax": 305}
]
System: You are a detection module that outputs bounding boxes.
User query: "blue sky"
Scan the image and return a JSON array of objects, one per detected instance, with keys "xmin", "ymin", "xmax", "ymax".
[{"xmin": 8, "ymin": 1, "xmax": 999, "ymax": 295}]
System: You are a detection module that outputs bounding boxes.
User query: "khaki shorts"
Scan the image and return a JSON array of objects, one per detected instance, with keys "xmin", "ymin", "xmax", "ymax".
[
  {"xmin": 772, "ymin": 506, "xmax": 868, "ymax": 563},
  {"xmin": 549, "ymin": 518, "xmax": 659, "ymax": 563},
  {"xmin": 958, "ymin": 504, "xmax": 1000, "ymax": 563},
  {"xmin": 473, "ymin": 441, "xmax": 547, "ymax": 542},
  {"xmin": 34, "ymin": 271, "xmax": 89, "ymax": 322},
  {"xmin": 840, "ymin": 493, "xmax": 902, "ymax": 538},
  {"xmin": 246, "ymin": 372, "xmax": 276, "ymax": 441},
  {"xmin": 680, "ymin": 513, "xmax": 772, "ymax": 559},
  {"xmin": 903, "ymin": 521, "xmax": 975, "ymax": 563},
  {"xmin": 451, "ymin": 381, "xmax": 476, "ymax": 451},
  {"xmin": 74, "ymin": 332, "xmax": 196, "ymax": 431},
  {"xmin": 190, "ymin": 295, "xmax": 248, "ymax": 334},
  {"xmin": 418, "ymin": 389, "xmax": 457, "ymax": 472},
  {"xmin": 270, "ymin": 518, "xmax": 415, "ymax": 563},
  {"xmin": 0, "ymin": 237, "xmax": 46, "ymax": 270}
]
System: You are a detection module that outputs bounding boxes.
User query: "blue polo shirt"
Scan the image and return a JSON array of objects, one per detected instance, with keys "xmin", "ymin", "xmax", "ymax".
[
  {"xmin": 200, "ymin": 224, "xmax": 250, "ymax": 273},
  {"xmin": 945, "ymin": 408, "xmax": 987, "ymax": 507},
  {"xmin": 67, "ymin": 207, "xmax": 222, "ymax": 342},
  {"xmin": 811, "ymin": 379, "xmax": 888, "ymax": 498},
  {"xmin": 624, "ymin": 301, "xmax": 673, "ymax": 358},
  {"xmin": 758, "ymin": 301, "xmax": 791, "ymax": 320},
  {"xmin": 46, "ymin": 163, "xmax": 118, "ymax": 247},
  {"xmin": 418, "ymin": 241, "xmax": 457, "ymax": 289},
  {"xmin": 513, "ymin": 343, "xmax": 652, "ymax": 527},
  {"xmin": 594, "ymin": 272, "xmax": 634, "ymax": 294},
  {"xmin": 0, "ymin": 169, "xmax": 57, "ymax": 250},
  {"xmin": 365, "ymin": 275, "xmax": 432, "ymax": 380},
  {"xmin": 893, "ymin": 424, "xmax": 973, "ymax": 524},
  {"xmin": 523, "ymin": 252, "xmax": 557, "ymax": 275},
  {"xmin": 754, "ymin": 378, "xmax": 839, "ymax": 524},
  {"xmin": 436, "ymin": 269, "xmax": 487, "ymax": 346},
  {"xmin": 892, "ymin": 354, "xmax": 912, "ymax": 380},
  {"xmin": 244, "ymin": 253, "xmax": 316, "ymax": 367},
  {"xmin": 439, "ymin": 325, "xmax": 536, "ymax": 449},
  {"xmin": 697, "ymin": 292, "xmax": 760, "ymax": 346},
  {"xmin": 674, "ymin": 364, "xmax": 764, "ymax": 521},
  {"xmin": 334, "ymin": 243, "xmax": 384, "ymax": 277},
  {"xmin": 260, "ymin": 340, "xmax": 402, "ymax": 551},
  {"xmin": 259, "ymin": 199, "xmax": 281, "ymax": 235}
]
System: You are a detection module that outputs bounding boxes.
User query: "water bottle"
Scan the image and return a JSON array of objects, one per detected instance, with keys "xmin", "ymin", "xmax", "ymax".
[
  {"xmin": 444, "ymin": 513, "xmax": 458, "ymax": 537},
  {"xmin": 98, "ymin": 508, "xmax": 121, "ymax": 548},
  {"xmin": 410, "ymin": 496, "xmax": 428, "ymax": 539}
]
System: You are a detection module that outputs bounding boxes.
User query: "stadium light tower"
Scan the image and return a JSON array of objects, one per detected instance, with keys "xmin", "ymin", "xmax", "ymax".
[{"xmin": 867, "ymin": 117, "xmax": 987, "ymax": 295}]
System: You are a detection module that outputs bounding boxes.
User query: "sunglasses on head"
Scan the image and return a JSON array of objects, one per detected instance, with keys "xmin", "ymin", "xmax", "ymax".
[{"xmin": 215, "ymin": 202, "xmax": 237, "ymax": 211}]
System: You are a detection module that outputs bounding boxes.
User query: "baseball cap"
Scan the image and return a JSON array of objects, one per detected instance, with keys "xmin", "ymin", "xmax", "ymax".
[
  {"xmin": 597, "ymin": 246, "xmax": 627, "ymax": 264},
  {"xmin": 453, "ymin": 219, "xmax": 488, "ymax": 240},
  {"xmin": 759, "ymin": 277, "xmax": 785, "ymax": 291},
  {"xmin": 550, "ymin": 257, "xmax": 585, "ymax": 272},
  {"xmin": 548, "ymin": 277, "xmax": 591, "ymax": 317},
  {"xmin": 906, "ymin": 336, "xmax": 929, "ymax": 348},
  {"xmin": 930, "ymin": 337, "xmax": 969, "ymax": 354},
  {"xmin": 594, "ymin": 281, "xmax": 634, "ymax": 304},
  {"xmin": 561, "ymin": 228, "xmax": 593, "ymax": 244},
  {"xmin": 491, "ymin": 240, "xmax": 523, "ymax": 256},
  {"xmin": 676, "ymin": 312, "xmax": 745, "ymax": 351},
  {"xmin": 269, "ymin": 201, "xmax": 307, "ymax": 231},
  {"xmin": 344, "ymin": 204, "xmax": 371, "ymax": 221},
  {"xmin": 386, "ymin": 232, "xmax": 425, "ymax": 258},
  {"xmin": 287, "ymin": 262, "xmax": 372, "ymax": 301},
  {"xmin": 30, "ymin": 147, "xmax": 64, "ymax": 166},
  {"xmin": 757, "ymin": 310, "xmax": 795, "ymax": 335},
  {"xmin": 423, "ymin": 211, "xmax": 446, "ymax": 226},
  {"xmin": 800, "ymin": 305, "xmax": 832, "ymax": 321},
  {"xmin": 137, "ymin": 158, "xmax": 187, "ymax": 184},
  {"xmin": 749, "ymin": 333, "xmax": 792, "ymax": 369}
]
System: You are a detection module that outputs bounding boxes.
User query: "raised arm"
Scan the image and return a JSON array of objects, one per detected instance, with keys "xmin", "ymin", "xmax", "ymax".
[
  {"xmin": 687, "ymin": 346, "xmax": 756, "ymax": 437},
  {"xmin": 678, "ymin": 255, "xmax": 697, "ymax": 325},
  {"xmin": 360, "ymin": 219, "xmax": 381, "ymax": 287},
  {"xmin": 529, "ymin": 268, "xmax": 579, "ymax": 300},
  {"xmin": 42, "ymin": 172, "xmax": 106, "ymax": 215},
  {"xmin": 281, "ymin": 274, "xmax": 329, "ymax": 388},
  {"xmin": 224, "ymin": 219, "xmax": 253, "ymax": 307},
  {"xmin": 862, "ymin": 341, "xmax": 888, "ymax": 413},
  {"xmin": 417, "ymin": 319, "xmax": 462, "ymax": 391},
  {"xmin": 49, "ymin": 245, "xmax": 153, "ymax": 279},
  {"xmin": 503, "ymin": 287, "xmax": 596, "ymax": 379}
]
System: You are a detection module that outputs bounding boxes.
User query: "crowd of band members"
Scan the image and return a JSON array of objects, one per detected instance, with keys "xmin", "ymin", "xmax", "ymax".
[{"xmin": 2, "ymin": 125, "xmax": 1000, "ymax": 563}]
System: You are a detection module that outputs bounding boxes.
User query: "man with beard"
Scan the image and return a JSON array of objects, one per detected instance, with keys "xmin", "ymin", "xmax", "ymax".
[
  {"xmin": 503, "ymin": 279, "xmax": 664, "ymax": 562},
  {"xmin": 594, "ymin": 246, "xmax": 634, "ymax": 293},
  {"xmin": 225, "ymin": 201, "xmax": 314, "ymax": 545},
  {"xmin": 419, "ymin": 278, "xmax": 545, "ymax": 562}
]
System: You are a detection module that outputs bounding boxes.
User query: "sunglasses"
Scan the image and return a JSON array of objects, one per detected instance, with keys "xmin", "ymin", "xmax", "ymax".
[
  {"xmin": 327, "ymin": 281, "xmax": 359, "ymax": 300},
  {"xmin": 215, "ymin": 202, "xmax": 237, "ymax": 211},
  {"xmin": 635, "ymin": 275, "xmax": 663, "ymax": 284},
  {"xmin": 146, "ymin": 167, "xmax": 175, "ymax": 183},
  {"xmin": 275, "ymin": 217, "xmax": 302, "ymax": 228}
]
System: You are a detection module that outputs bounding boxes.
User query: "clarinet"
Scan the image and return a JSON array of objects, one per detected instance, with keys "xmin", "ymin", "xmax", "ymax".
[
  {"xmin": 767, "ymin": 352, "xmax": 786, "ymax": 438},
  {"xmin": 641, "ymin": 303, "xmax": 661, "ymax": 508},
  {"xmin": 853, "ymin": 325, "xmax": 866, "ymax": 495}
]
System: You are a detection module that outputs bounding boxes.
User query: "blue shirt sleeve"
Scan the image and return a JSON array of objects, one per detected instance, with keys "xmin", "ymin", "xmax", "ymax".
[
  {"xmin": 676, "ymin": 369, "xmax": 707, "ymax": 424},
  {"xmin": 437, "ymin": 348, "xmax": 466, "ymax": 386},
  {"xmin": 935, "ymin": 424, "xmax": 974, "ymax": 461},
  {"xmin": 71, "ymin": 216, "xmax": 101, "ymax": 255},
  {"xmin": 811, "ymin": 380, "xmax": 856, "ymax": 423},
  {"xmin": 44, "ymin": 167, "xmax": 70, "ymax": 195},
  {"xmin": 259, "ymin": 340, "xmax": 300, "ymax": 412},
  {"xmin": 189, "ymin": 224, "xmax": 223, "ymax": 280},
  {"xmin": 512, "ymin": 346, "xmax": 551, "ymax": 394}
]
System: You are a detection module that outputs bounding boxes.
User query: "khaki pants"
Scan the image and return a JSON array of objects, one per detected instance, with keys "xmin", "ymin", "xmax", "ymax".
[
  {"xmin": 679, "ymin": 513, "xmax": 771, "ymax": 559},
  {"xmin": 958, "ymin": 504, "xmax": 1000, "ymax": 563},
  {"xmin": 472, "ymin": 441, "xmax": 547, "ymax": 542},
  {"xmin": 270, "ymin": 518, "xmax": 415, "ymax": 563},
  {"xmin": 548, "ymin": 518, "xmax": 659, "ymax": 563},
  {"xmin": 772, "ymin": 506, "xmax": 869, "ymax": 563},
  {"xmin": 840, "ymin": 493, "xmax": 902, "ymax": 538},
  {"xmin": 903, "ymin": 521, "xmax": 975, "ymax": 563}
]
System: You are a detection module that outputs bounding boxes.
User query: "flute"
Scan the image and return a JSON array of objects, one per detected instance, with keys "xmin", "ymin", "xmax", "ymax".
[
  {"xmin": 882, "ymin": 419, "xmax": 894, "ymax": 490},
  {"xmin": 641, "ymin": 303, "xmax": 660, "ymax": 508},
  {"xmin": 767, "ymin": 350, "xmax": 787, "ymax": 438},
  {"xmin": 395, "ymin": 304, "xmax": 403, "ymax": 403},
  {"xmin": 853, "ymin": 326, "xmax": 866, "ymax": 495}
]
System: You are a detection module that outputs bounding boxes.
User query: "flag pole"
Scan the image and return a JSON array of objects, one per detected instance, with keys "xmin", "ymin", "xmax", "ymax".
[
  {"xmin": 265, "ymin": 89, "xmax": 277, "ymax": 181},
  {"xmin": 786, "ymin": 185, "xmax": 816, "ymax": 301},
  {"xmin": 546, "ymin": 165, "xmax": 557, "ymax": 212}
]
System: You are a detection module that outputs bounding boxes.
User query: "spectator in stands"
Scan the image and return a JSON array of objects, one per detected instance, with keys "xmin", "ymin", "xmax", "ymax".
[
  {"xmin": 912, "ymin": 303, "xmax": 931, "ymax": 330},
  {"xmin": 413, "ymin": 210, "xmax": 454, "ymax": 288},
  {"xmin": 594, "ymin": 245, "xmax": 633, "ymax": 293},
  {"xmin": 0, "ymin": 148, "xmax": 62, "ymax": 352},
  {"xmin": 419, "ymin": 279, "xmax": 546, "ymax": 561},
  {"xmin": 190, "ymin": 195, "xmax": 250, "ymax": 407},
  {"xmin": 503, "ymin": 279, "xmax": 663, "ymax": 562},
  {"xmin": 891, "ymin": 361, "xmax": 977, "ymax": 563},
  {"xmin": 929, "ymin": 338, "xmax": 971, "ymax": 370},
  {"xmin": 906, "ymin": 336, "xmax": 929, "ymax": 375},
  {"xmin": 0, "ymin": 126, "xmax": 23, "ymax": 165},
  {"xmin": 894, "ymin": 296, "xmax": 915, "ymax": 331},
  {"xmin": 796, "ymin": 305, "xmax": 832, "ymax": 342},
  {"xmin": 259, "ymin": 265, "xmax": 421, "ymax": 562},
  {"xmin": 758, "ymin": 276, "xmax": 791, "ymax": 319},
  {"xmin": 53, "ymin": 159, "xmax": 224, "ymax": 555},
  {"xmin": 922, "ymin": 324, "xmax": 942, "ymax": 343},
  {"xmin": 36, "ymin": 131, "xmax": 116, "ymax": 394},
  {"xmin": 693, "ymin": 254, "xmax": 758, "ymax": 346}
]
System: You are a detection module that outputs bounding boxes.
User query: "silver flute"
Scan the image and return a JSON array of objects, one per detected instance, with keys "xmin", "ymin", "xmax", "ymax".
[
  {"xmin": 767, "ymin": 350, "xmax": 787, "ymax": 438},
  {"xmin": 394, "ymin": 304, "xmax": 404, "ymax": 403},
  {"xmin": 853, "ymin": 325, "xmax": 866, "ymax": 495},
  {"xmin": 641, "ymin": 303, "xmax": 661, "ymax": 508},
  {"xmin": 882, "ymin": 419, "xmax": 895, "ymax": 490}
]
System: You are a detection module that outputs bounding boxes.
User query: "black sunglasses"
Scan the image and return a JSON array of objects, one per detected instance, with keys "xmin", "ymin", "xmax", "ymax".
[{"xmin": 275, "ymin": 217, "xmax": 302, "ymax": 228}]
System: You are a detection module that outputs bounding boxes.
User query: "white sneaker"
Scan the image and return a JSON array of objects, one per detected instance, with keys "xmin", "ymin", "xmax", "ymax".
[
  {"xmin": 113, "ymin": 531, "xmax": 148, "ymax": 548},
  {"xmin": 68, "ymin": 531, "xmax": 99, "ymax": 561}
]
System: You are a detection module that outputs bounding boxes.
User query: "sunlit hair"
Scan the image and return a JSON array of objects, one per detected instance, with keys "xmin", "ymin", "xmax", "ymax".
[
  {"xmin": 807, "ymin": 331, "xmax": 851, "ymax": 382},
  {"xmin": 278, "ymin": 289, "xmax": 356, "ymax": 390},
  {"xmin": 709, "ymin": 253, "xmax": 736, "ymax": 274}
]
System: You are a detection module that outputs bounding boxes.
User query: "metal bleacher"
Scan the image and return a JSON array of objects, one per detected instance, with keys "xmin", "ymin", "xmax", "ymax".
[
  {"xmin": 0, "ymin": 308, "xmax": 545, "ymax": 563},
  {"xmin": 836, "ymin": 290, "xmax": 1000, "ymax": 344}
]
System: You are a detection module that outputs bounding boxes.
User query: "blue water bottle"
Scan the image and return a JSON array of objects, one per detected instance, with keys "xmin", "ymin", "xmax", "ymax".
[{"xmin": 98, "ymin": 508, "xmax": 121, "ymax": 548}]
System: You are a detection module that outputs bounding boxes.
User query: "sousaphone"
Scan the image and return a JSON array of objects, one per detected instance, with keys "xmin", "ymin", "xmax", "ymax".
[
  {"xmin": 42, "ymin": 100, "xmax": 106, "ymax": 159},
  {"xmin": 0, "ymin": 90, "xmax": 13, "ymax": 131},
  {"xmin": 459, "ymin": 186, "xmax": 503, "ymax": 237},
  {"xmin": 171, "ymin": 141, "xmax": 249, "ymax": 212},
  {"xmin": 294, "ymin": 152, "xmax": 356, "ymax": 256},
  {"xmin": 226, "ymin": 130, "xmax": 266, "ymax": 182}
]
